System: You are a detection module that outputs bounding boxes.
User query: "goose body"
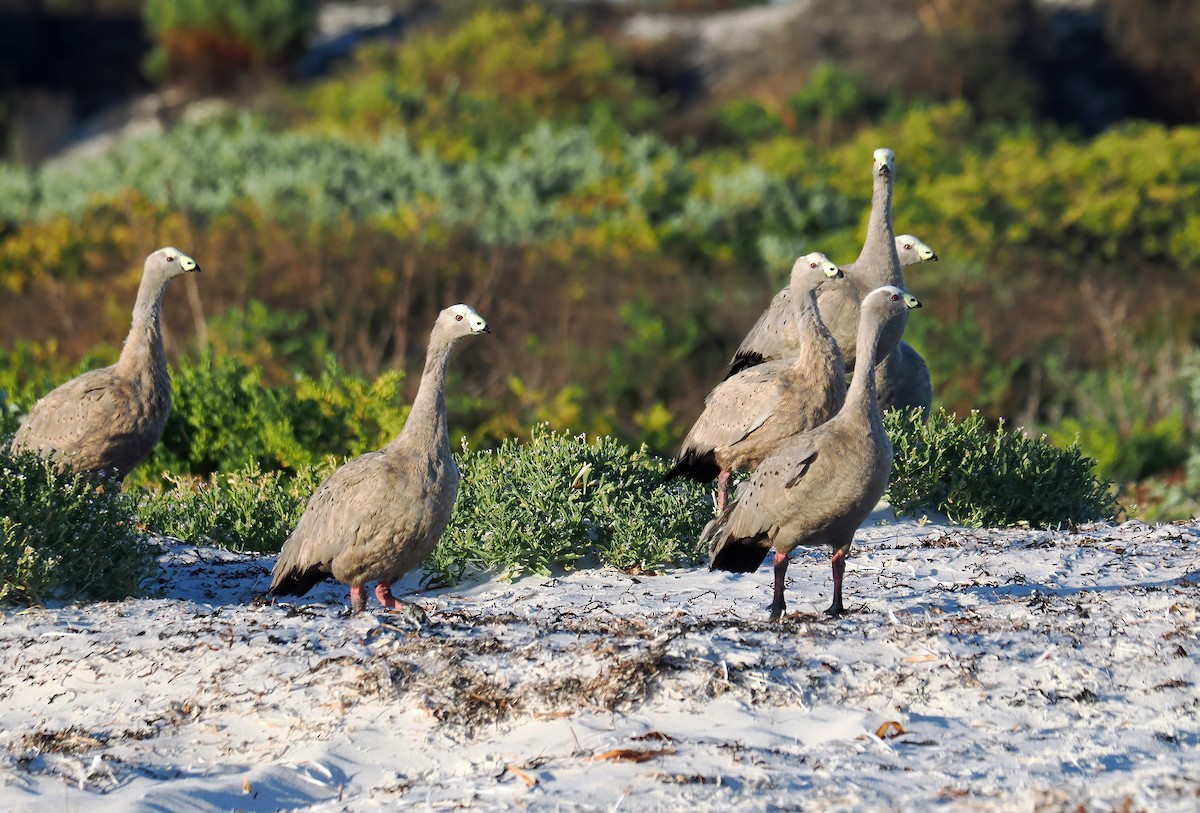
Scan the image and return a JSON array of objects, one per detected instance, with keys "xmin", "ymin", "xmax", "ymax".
[
  {"xmin": 705, "ymin": 286, "xmax": 922, "ymax": 620},
  {"xmin": 666, "ymin": 253, "xmax": 844, "ymax": 509},
  {"xmin": 269, "ymin": 304, "xmax": 490, "ymax": 614},
  {"xmin": 11, "ymin": 247, "xmax": 201, "ymax": 481}
]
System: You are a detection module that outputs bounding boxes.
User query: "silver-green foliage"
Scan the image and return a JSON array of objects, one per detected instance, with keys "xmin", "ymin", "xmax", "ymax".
[
  {"xmin": 428, "ymin": 425, "xmax": 713, "ymax": 584},
  {"xmin": 885, "ymin": 408, "xmax": 1117, "ymax": 528},
  {"xmin": 0, "ymin": 118, "xmax": 832, "ymax": 268},
  {"xmin": 0, "ymin": 448, "xmax": 155, "ymax": 606},
  {"xmin": 136, "ymin": 460, "xmax": 333, "ymax": 553}
]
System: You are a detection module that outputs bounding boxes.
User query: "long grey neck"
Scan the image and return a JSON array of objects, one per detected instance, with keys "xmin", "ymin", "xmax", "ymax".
[
  {"xmin": 799, "ymin": 284, "xmax": 834, "ymax": 343},
  {"xmin": 854, "ymin": 170, "xmax": 901, "ymax": 288},
  {"xmin": 115, "ymin": 270, "xmax": 168, "ymax": 381},
  {"xmin": 843, "ymin": 305, "xmax": 887, "ymax": 424},
  {"xmin": 392, "ymin": 329, "xmax": 455, "ymax": 452}
]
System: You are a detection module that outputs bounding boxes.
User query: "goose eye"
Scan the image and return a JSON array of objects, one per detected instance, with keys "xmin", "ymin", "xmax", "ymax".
[
  {"xmin": 166, "ymin": 256, "xmax": 175, "ymax": 262},
  {"xmin": 891, "ymin": 293, "xmax": 900, "ymax": 301},
  {"xmin": 810, "ymin": 262, "xmax": 817, "ymax": 268},
  {"xmin": 455, "ymin": 314, "xmax": 464, "ymax": 321},
  {"xmin": 904, "ymin": 244, "xmax": 912, "ymax": 250}
]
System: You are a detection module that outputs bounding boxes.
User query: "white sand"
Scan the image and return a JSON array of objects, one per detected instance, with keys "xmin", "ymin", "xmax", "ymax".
[{"xmin": 2, "ymin": 511, "xmax": 1199, "ymax": 812}]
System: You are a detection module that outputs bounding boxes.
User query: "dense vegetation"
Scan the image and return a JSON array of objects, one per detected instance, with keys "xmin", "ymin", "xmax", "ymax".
[
  {"xmin": 1, "ymin": 408, "xmax": 1114, "ymax": 605},
  {"xmin": 0, "ymin": 449, "xmax": 153, "ymax": 605},
  {"xmin": 0, "ymin": 1, "xmax": 1187, "ymax": 602}
]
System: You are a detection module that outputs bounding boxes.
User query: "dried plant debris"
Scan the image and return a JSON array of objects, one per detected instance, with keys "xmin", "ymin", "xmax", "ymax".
[
  {"xmin": 0, "ymin": 525, "xmax": 1198, "ymax": 810},
  {"xmin": 16, "ymin": 727, "xmax": 108, "ymax": 757}
]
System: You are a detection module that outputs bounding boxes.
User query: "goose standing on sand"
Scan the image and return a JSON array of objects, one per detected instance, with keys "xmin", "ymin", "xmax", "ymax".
[
  {"xmin": 665, "ymin": 252, "xmax": 844, "ymax": 511},
  {"xmin": 10, "ymin": 247, "xmax": 201, "ymax": 482},
  {"xmin": 705, "ymin": 286, "xmax": 922, "ymax": 621},
  {"xmin": 727, "ymin": 148, "xmax": 904, "ymax": 379},
  {"xmin": 269, "ymin": 304, "xmax": 490, "ymax": 615}
]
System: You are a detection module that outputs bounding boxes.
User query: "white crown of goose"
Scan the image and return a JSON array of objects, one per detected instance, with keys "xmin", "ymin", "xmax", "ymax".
[
  {"xmin": 796, "ymin": 251, "xmax": 839, "ymax": 277},
  {"xmin": 449, "ymin": 303, "xmax": 488, "ymax": 331},
  {"xmin": 159, "ymin": 247, "xmax": 197, "ymax": 271},
  {"xmin": 870, "ymin": 285, "xmax": 921, "ymax": 308}
]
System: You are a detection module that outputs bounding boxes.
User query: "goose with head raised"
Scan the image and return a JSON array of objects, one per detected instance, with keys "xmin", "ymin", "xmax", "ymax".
[
  {"xmin": 11, "ymin": 247, "xmax": 201, "ymax": 482},
  {"xmin": 269, "ymin": 304, "xmax": 490, "ymax": 615}
]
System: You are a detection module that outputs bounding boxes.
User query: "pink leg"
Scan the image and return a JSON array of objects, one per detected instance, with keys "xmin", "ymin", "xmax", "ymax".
[
  {"xmin": 375, "ymin": 583, "xmax": 402, "ymax": 610},
  {"xmin": 350, "ymin": 584, "xmax": 368, "ymax": 614},
  {"xmin": 717, "ymin": 470, "xmax": 731, "ymax": 512},
  {"xmin": 375, "ymin": 583, "xmax": 429, "ymax": 627},
  {"xmin": 826, "ymin": 548, "xmax": 847, "ymax": 617},
  {"xmin": 769, "ymin": 550, "xmax": 789, "ymax": 621}
]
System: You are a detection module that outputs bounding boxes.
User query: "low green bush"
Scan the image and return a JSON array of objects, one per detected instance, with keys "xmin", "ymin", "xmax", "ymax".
[
  {"xmin": 1043, "ymin": 413, "xmax": 1187, "ymax": 486},
  {"xmin": 139, "ymin": 347, "xmax": 409, "ymax": 483},
  {"xmin": 136, "ymin": 460, "xmax": 333, "ymax": 552},
  {"xmin": 427, "ymin": 425, "xmax": 713, "ymax": 584},
  {"xmin": 0, "ymin": 449, "xmax": 154, "ymax": 606},
  {"xmin": 133, "ymin": 425, "xmax": 712, "ymax": 579},
  {"xmin": 885, "ymin": 408, "xmax": 1117, "ymax": 528}
]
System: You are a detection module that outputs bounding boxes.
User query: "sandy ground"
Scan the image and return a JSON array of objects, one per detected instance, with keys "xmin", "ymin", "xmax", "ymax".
[{"xmin": 1, "ymin": 510, "xmax": 1199, "ymax": 812}]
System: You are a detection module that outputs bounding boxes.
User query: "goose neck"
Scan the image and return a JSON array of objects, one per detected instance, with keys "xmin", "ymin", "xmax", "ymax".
[
  {"xmin": 855, "ymin": 170, "xmax": 901, "ymax": 288},
  {"xmin": 115, "ymin": 270, "xmax": 168, "ymax": 380},
  {"xmin": 393, "ymin": 330, "xmax": 456, "ymax": 451},
  {"xmin": 845, "ymin": 307, "xmax": 886, "ymax": 420}
]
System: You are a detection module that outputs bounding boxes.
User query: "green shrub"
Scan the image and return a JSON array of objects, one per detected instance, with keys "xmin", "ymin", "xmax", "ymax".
[
  {"xmin": 138, "ymin": 346, "xmax": 409, "ymax": 483},
  {"xmin": 299, "ymin": 6, "xmax": 661, "ymax": 156},
  {"xmin": 885, "ymin": 408, "xmax": 1117, "ymax": 528},
  {"xmin": 136, "ymin": 460, "xmax": 332, "ymax": 552},
  {"xmin": 144, "ymin": 0, "xmax": 318, "ymax": 88},
  {"xmin": 0, "ymin": 449, "xmax": 154, "ymax": 606},
  {"xmin": 427, "ymin": 425, "xmax": 712, "ymax": 584},
  {"xmin": 1044, "ymin": 413, "xmax": 1187, "ymax": 486}
]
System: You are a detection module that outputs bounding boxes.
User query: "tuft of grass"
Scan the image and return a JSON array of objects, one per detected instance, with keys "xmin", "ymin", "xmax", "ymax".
[
  {"xmin": 135, "ymin": 459, "xmax": 334, "ymax": 553},
  {"xmin": 885, "ymin": 408, "xmax": 1117, "ymax": 528},
  {"xmin": 428, "ymin": 424, "xmax": 713, "ymax": 584},
  {"xmin": 0, "ymin": 446, "xmax": 154, "ymax": 606}
]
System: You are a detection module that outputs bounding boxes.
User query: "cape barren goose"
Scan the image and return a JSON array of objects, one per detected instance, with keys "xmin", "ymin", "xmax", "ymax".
[
  {"xmin": 876, "ymin": 234, "xmax": 938, "ymax": 414},
  {"xmin": 894, "ymin": 234, "xmax": 938, "ymax": 266},
  {"xmin": 665, "ymin": 252, "xmax": 844, "ymax": 511},
  {"xmin": 11, "ymin": 247, "xmax": 201, "ymax": 482},
  {"xmin": 727, "ymin": 148, "xmax": 905, "ymax": 379},
  {"xmin": 705, "ymin": 285, "xmax": 922, "ymax": 621},
  {"xmin": 269, "ymin": 304, "xmax": 490, "ymax": 615}
]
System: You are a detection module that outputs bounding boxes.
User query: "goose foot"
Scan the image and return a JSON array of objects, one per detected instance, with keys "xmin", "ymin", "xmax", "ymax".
[{"xmin": 376, "ymin": 583, "xmax": 429, "ymax": 628}]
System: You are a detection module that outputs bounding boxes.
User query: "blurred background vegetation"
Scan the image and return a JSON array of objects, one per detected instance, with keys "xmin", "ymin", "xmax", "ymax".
[{"xmin": 1, "ymin": 0, "xmax": 1199, "ymax": 519}]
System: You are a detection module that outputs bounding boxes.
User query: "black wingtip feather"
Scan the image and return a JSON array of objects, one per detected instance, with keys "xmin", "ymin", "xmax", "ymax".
[
  {"xmin": 724, "ymin": 351, "xmax": 767, "ymax": 381},
  {"xmin": 662, "ymin": 449, "xmax": 721, "ymax": 484},
  {"xmin": 709, "ymin": 538, "xmax": 771, "ymax": 573},
  {"xmin": 267, "ymin": 566, "xmax": 329, "ymax": 598}
]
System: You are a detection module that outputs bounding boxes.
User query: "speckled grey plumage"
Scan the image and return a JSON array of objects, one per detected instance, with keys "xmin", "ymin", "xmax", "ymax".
[
  {"xmin": 705, "ymin": 285, "xmax": 922, "ymax": 621},
  {"xmin": 10, "ymin": 247, "xmax": 201, "ymax": 482},
  {"xmin": 268, "ymin": 304, "xmax": 490, "ymax": 614},
  {"xmin": 726, "ymin": 149, "xmax": 905, "ymax": 380},
  {"xmin": 875, "ymin": 339, "xmax": 932, "ymax": 414},
  {"xmin": 666, "ymin": 253, "xmax": 844, "ymax": 510}
]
